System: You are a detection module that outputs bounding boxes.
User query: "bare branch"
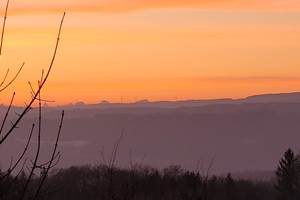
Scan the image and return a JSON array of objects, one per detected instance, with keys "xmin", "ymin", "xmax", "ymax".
[
  {"xmin": 0, "ymin": 12, "xmax": 66, "ymax": 144},
  {"xmin": 0, "ymin": 92, "xmax": 15, "ymax": 136},
  {"xmin": 32, "ymin": 110, "xmax": 64, "ymax": 200},
  {"xmin": 109, "ymin": 130, "xmax": 124, "ymax": 168},
  {"xmin": 0, "ymin": 68, "xmax": 9, "ymax": 88},
  {"xmin": 0, "ymin": 62, "xmax": 24, "ymax": 93},
  {"xmin": 20, "ymin": 117, "xmax": 40, "ymax": 200},
  {"xmin": 0, "ymin": 0, "xmax": 10, "ymax": 55},
  {"xmin": 1, "ymin": 124, "xmax": 34, "ymax": 179}
]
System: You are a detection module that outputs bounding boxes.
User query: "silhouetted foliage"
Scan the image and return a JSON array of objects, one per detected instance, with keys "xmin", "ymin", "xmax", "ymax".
[
  {"xmin": 275, "ymin": 148, "xmax": 300, "ymax": 200},
  {"xmin": 225, "ymin": 173, "xmax": 236, "ymax": 200},
  {"xmin": 0, "ymin": 164, "xmax": 279, "ymax": 200},
  {"xmin": 6, "ymin": 148, "xmax": 300, "ymax": 199}
]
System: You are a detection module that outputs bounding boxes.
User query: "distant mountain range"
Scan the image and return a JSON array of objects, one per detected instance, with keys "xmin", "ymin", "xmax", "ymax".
[
  {"xmin": 3, "ymin": 91, "xmax": 300, "ymax": 111},
  {"xmin": 2, "ymin": 91, "xmax": 300, "ymax": 178},
  {"xmin": 60, "ymin": 91, "xmax": 300, "ymax": 109}
]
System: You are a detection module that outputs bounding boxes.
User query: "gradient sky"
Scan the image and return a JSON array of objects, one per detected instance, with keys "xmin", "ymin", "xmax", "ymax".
[{"xmin": 1, "ymin": 0, "xmax": 300, "ymax": 105}]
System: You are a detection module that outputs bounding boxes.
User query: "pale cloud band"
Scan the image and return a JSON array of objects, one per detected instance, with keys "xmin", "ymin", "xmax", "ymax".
[{"xmin": 5, "ymin": 0, "xmax": 300, "ymax": 15}]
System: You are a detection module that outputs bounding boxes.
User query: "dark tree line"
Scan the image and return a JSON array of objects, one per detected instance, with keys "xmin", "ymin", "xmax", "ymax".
[
  {"xmin": 0, "ymin": 164, "xmax": 277, "ymax": 200},
  {"xmin": 1, "ymin": 148, "xmax": 299, "ymax": 200}
]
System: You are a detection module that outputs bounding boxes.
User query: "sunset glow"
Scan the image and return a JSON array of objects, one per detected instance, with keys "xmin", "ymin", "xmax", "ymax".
[{"xmin": 1, "ymin": 0, "xmax": 300, "ymax": 105}]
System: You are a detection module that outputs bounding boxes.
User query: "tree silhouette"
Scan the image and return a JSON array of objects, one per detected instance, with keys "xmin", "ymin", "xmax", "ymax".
[
  {"xmin": 224, "ymin": 173, "xmax": 235, "ymax": 200},
  {"xmin": 275, "ymin": 148, "xmax": 299, "ymax": 200},
  {"xmin": 0, "ymin": 1, "xmax": 66, "ymax": 199}
]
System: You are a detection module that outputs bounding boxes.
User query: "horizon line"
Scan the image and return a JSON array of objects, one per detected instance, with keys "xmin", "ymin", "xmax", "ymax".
[{"xmin": 3, "ymin": 90, "xmax": 300, "ymax": 108}]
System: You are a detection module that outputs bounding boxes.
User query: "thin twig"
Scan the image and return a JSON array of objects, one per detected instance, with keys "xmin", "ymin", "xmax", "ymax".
[
  {"xmin": 1, "ymin": 124, "xmax": 34, "ymax": 179},
  {"xmin": 0, "ymin": 0, "xmax": 10, "ymax": 55},
  {"xmin": 0, "ymin": 62, "xmax": 25, "ymax": 93},
  {"xmin": 32, "ymin": 110, "xmax": 64, "ymax": 200},
  {"xmin": 0, "ymin": 12, "xmax": 66, "ymax": 144},
  {"xmin": 0, "ymin": 68, "xmax": 9, "ymax": 88},
  {"xmin": 0, "ymin": 92, "xmax": 15, "ymax": 136},
  {"xmin": 20, "ymin": 122, "xmax": 40, "ymax": 200}
]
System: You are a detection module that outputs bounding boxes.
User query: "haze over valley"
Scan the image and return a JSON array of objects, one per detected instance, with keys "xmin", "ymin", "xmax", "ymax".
[{"xmin": 2, "ymin": 92, "xmax": 300, "ymax": 178}]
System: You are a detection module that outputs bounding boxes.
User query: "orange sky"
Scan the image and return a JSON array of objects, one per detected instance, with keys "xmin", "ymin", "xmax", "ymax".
[
  {"xmin": 1, "ymin": 0, "xmax": 300, "ymax": 105},
  {"xmin": 5, "ymin": 0, "xmax": 300, "ymax": 13}
]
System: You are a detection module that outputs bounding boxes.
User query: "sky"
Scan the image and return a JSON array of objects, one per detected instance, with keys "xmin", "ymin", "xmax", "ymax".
[{"xmin": 1, "ymin": 0, "xmax": 300, "ymax": 105}]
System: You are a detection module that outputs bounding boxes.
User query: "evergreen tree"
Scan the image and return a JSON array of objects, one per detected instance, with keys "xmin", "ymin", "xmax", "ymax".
[{"xmin": 275, "ymin": 148, "xmax": 299, "ymax": 200}]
